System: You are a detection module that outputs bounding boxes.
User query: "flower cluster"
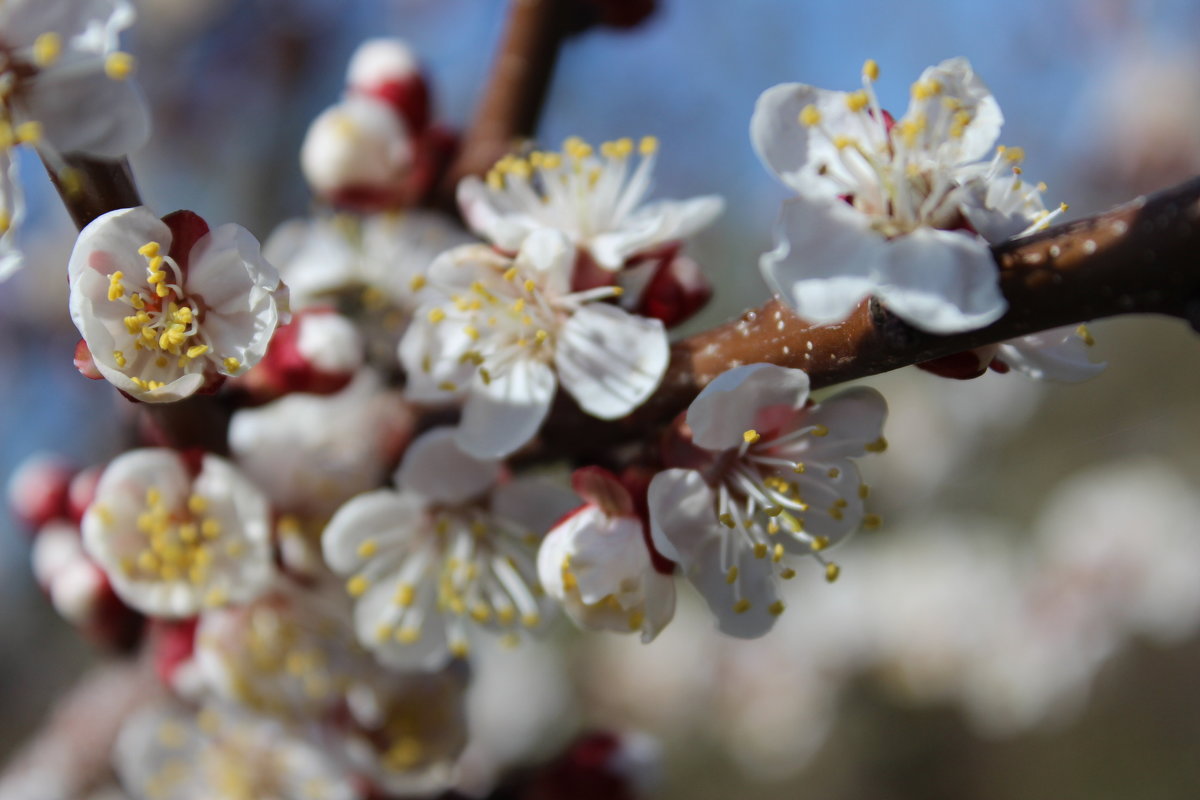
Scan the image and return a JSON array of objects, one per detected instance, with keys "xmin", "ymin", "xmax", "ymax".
[{"xmin": 4, "ymin": 10, "xmax": 1141, "ymax": 797}]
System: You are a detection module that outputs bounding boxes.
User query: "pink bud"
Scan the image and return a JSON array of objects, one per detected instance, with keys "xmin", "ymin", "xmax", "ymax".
[
  {"xmin": 241, "ymin": 309, "xmax": 363, "ymax": 400},
  {"xmin": 346, "ymin": 38, "xmax": 430, "ymax": 134},
  {"xmin": 8, "ymin": 453, "xmax": 73, "ymax": 529},
  {"xmin": 67, "ymin": 465, "xmax": 103, "ymax": 524}
]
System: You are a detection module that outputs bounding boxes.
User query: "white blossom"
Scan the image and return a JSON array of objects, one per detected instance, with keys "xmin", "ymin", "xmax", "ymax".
[
  {"xmin": 193, "ymin": 577, "xmax": 374, "ymax": 720},
  {"xmin": 648, "ymin": 363, "xmax": 886, "ymax": 638},
  {"xmin": 400, "ymin": 229, "xmax": 669, "ymax": 458},
  {"xmin": 538, "ymin": 467, "xmax": 675, "ymax": 642},
  {"xmin": 458, "ymin": 135, "xmax": 723, "ymax": 270},
  {"xmin": 81, "ymin": 448, "xmax": 274, "ymax": 617},
  {"xmin": 229, "ymin": 369, "xmax": 411, "ymax": 520},
  {"xmin": 0, "ymin": 0, "xmax": 151, "ymax": 279},
  {"xmin": 752, "ymin": 57, "xmax": 1064, "ymax": 333},
  {"xmin": 264, "ymin": 209, "xmax": 470, "ymax": 315},
  {"xmin": 322, "ymin": 428, "xmax": 576, "ymax": 668},
  {"xmin": 114, "ymin": 702, "xmax": 361, "ymax": 800},
  {"xmin": 68, "ymin": 206, "xmax": 289, "ymax": 402}
]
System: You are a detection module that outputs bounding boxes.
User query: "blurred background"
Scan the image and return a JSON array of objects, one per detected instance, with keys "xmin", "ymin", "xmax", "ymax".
[{"xmin": 3, "ymin": 0, "xmax": 1200, "ymax": 798}]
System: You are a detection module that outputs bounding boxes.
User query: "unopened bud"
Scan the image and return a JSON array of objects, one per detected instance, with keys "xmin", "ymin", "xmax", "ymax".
[
  {"xmin": 301, "ymin": 96, "xmax": 413, "ymax": 210},
  {"xmin": 8, "ymin": 453, "xmax": 73, "ymax": 529},
  {"xmin": 346, "ymin": 38, "xmax": 430, "ymax": 133}
]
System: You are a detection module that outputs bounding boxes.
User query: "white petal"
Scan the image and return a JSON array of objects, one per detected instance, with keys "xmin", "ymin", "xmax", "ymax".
[
  {"xmin": 397, "ymin": 428, "xmax": 500, "ymax": 505},
  {"xmin": 639, "ymin": 570, "xmax": 677, "ymax": 643},
  {"xmin": 24, "ymin": 66, "xmax": 150, "ymax": 157},
  {"xmin": 322, "ymin": 489, "xmax": 426, "ymax": 574},
  {"xmin": 455, "ymin": 358, "xmax": 556, "ymax": 459},
  {"xmin": 750, "ymin": 82, "xmax": 817, "ymax": 191},
  {"xmin": 647, "ymin": 469, "xmax": 780, "ymax": 639},
  {"xmin": 589, "ymin": 195, "xmax": 724, "ymax": 269},
  {"xmin": 761, "ymin": 195, "xmax": 886, "ymax": 324},
  {"xmin": 687, "ymin": 363, "xmax": 810, "ymax": 452},
  {"xmin": 995, "ymin": 327, "xmax": 1106, "ymax": 382},
  {"xmin": 875, "ymin": 227, "xmax": 1006, "ymax": 333},
  {"xmin": 907, "ymin": 57, "xmax": 1002, "ymax": 165},
  {"xmin": 751, "ymin": 83, "xmax": 870, "ymax": 196},
  {"xmin": 793, "ymin": 386, "xmax": 888, "ymax": 460},
  {"xmin": 457, "ymin": 176, "xmax": 537, "ymax": 251},
  {"xmin": 397, "ymin": 313, "xmax": 475, "ymax": 402},
  {"xmin": 556, "ymin": 304, "xmax": 669, "ymax": 420}
]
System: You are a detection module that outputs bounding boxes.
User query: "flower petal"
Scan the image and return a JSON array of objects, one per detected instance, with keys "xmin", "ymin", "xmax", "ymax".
[
  {"xmin": 687, "ymin": 363, "xmax": 810, "ymax": 452},
  {"xmin": 556, "ymin": 303, "xmax": 669, "ymax": 420},
  {"xmin": 995, "ymin": 327, "xmax": 1106, "ymax": 382},
  {"xmin": 322, "ymin": 489, "xmax": 426, "ymax": 573},
  {"xmin": 875, "ymin": 227, "xmax": 1006, "ymax": 334},
  {"xmin": 647, "ymin": 469, "xmax": 781, "ymax": 638},
  {"xmin": 455, "ymin": 358, "xmax": 556, "ymax": 459},
  {"xmin": 397, "ymin": 428, "xmax": 500, "ymax": 505},
  {"xmin": 761, "ymin": 195, "xmax": 886, "ymax": 324},
  {"xmin": 791, "ymin": 386, "xmax": 887, "ymax": 460}
]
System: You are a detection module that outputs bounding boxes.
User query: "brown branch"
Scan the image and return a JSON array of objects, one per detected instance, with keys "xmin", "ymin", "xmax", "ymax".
[
  {"xmin": 532, "ymin": 176, "xmax": 1200, "ymax": 459},
  {"xmin": 0, "ymin": 655, "xmax": 160, "ymax": 800},
  {"xmin": 438, "ymin": 0, "xmax": 577, "ymax": 205},
  {"xmin": 43, "ymin": 156, "xmax": 140, "ymax": 230}
]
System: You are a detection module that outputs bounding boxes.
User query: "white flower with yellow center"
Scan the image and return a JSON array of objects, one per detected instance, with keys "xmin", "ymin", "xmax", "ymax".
[
  {"xmin": 193, "ymin": 577, "xmax": 373, "ymax": 720},
  {"xmin": 537, "ymin": 467, "xmax": 676, "ymax": 642},
  {"xmin": 752, "ymin": 57, "xmax": 1064, "ymax": 333},
  {"xmin": 114, "ymin": 702, "xmax": 361, "ymax": 800},
  {"xmin": 81, "ymin": 448, "xmax": 274, "ymax": 617},
  {"xmin": 458, "ymin": 135, "xmax": 723, "ymax": 270},
  {"xmin": 648, "ymin": 363, "xmax": 887, "ymax": 638},
  {"xmin": 0, "ymin": 0, "xmax": 150, "ymax": 279},
  {"xmin": 400, "ymin": 229, "xmax": 669, "ymax": 459},
  {"xmin": 322, "ymin": 428, "xmax": 576, "ymax": 669},
  {"xmin": 68, "ymin": 206, "xmax": 289, "ymax": 402}
]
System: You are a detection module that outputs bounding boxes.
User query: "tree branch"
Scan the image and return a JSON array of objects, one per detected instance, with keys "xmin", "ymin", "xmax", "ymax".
[
  {"xmin": 0, "ymin": 656, "xmax": 160, "ymax": 800},
  {"xmin": 43, "ymin": 156, "xmax": 140, "ymax": 230},
  {"xmin": 438, "ymin": 0, "xmax": 576, "ymax": 204},
  {"xmin": 532, "ymin": 176, "xmax": 1200, "ymax": 458}
]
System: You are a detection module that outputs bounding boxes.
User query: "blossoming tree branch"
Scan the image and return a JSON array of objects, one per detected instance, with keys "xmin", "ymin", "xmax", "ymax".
[{"xmin": 3, "ymin": 0, "xmax": 1198, "ymax": 798}]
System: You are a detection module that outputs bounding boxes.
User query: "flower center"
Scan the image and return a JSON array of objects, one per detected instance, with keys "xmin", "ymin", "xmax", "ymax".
[
  {"xmin": 421, "ymin": 261, "xmax": 621, "ymax": 391},
  {"xmin": 105, "ymin": 485, "xmax": 233, "ymax": 606},
  {"xmin": 345, "ymin": 503, "xmax": 544, "ymax": 658},
  {"xmin": 483, "ymin": 135, "xmax": 659, "ymax": 238}
]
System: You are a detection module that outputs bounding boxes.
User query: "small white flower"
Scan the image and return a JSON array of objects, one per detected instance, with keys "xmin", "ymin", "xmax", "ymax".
[
  {"xmin": 265, "ymin": 210, "xmax": 471, "ymax": 315},
  {"xmin": 322, "ymin": 428, "xmax": 576, "ymax": 669},
  {"xmin": 193, "ymin": 576, "xmax": 376, "ymax": 720},
  {"xmin": 114, "ymin": 702, "xmax": 361, "ymax": 800},
  {"xmin": 81, "ymin": 448, "xmax": 274, "ymax": 617},
  {"xmin": 648, "ymin": 363, "xmax": 887, "ymax": 638},
  {"xmin": 538, "ymin": 467, "xmax": 675, "ymax": 642},
  {"xmin": 68, "ymin": 206, "xmax": 289, "ymax": 402},
  {"xmin": 229, "ymin": 369, "xmax": 412, "ymax": 521},
  {"xmin": 458, "ymin": 135, "xmax": 723, "ymax": 270},
  {"xmin": 400, "ymin": 229, "xmax": 669, "ymax": 458},
  {"xmin": 0, "ymin": 0, "xmax": 151, "ymax": 279},
  {"xmin": 752, "ymin": 57, "xmax": 1064, "ymax": 333}
]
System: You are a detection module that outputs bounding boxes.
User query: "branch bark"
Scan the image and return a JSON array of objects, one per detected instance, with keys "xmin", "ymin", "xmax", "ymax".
[
  {"xmin": 532, "ymin": 176, "xmax": 1200, "ymax": 458},
  {"xmin": 0, "ymin": 656, "xmax": 160, "ymax": 800},
  {"xmin": 438, "ymin": 0, "xmax": 576, "ymax": 205}
]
